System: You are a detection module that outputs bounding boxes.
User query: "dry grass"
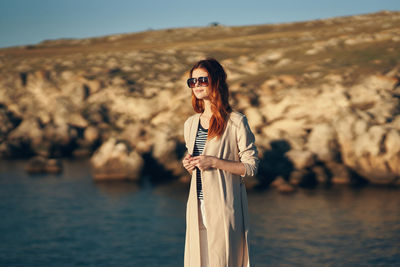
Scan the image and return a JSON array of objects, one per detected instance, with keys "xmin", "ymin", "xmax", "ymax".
[{"xmin": 1, "ymin": 11, "xmax": 399, "ymax": 89}]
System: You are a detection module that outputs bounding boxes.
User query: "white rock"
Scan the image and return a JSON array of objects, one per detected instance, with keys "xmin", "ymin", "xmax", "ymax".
[
  {"xmin": 307, "ymin": 123, "xmax": 339, "ymax": 162},
  {"xmin": 285, "ymin": 149, "xmax": 315, "ymax": 169},
  {"xmin": 244, "ymin": 107, "xmax": 264, "ymax": 128}
]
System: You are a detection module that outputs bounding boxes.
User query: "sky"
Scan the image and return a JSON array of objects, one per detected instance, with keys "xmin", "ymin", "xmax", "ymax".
[{"xmin": 0, "ymin": 0, "xmax": 399, "ymax": 48}]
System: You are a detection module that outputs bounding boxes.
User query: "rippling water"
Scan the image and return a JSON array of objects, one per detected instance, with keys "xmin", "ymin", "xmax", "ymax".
[{"xmin": 0, "ymin": 160, "xmax": 399, "ymax": 266}]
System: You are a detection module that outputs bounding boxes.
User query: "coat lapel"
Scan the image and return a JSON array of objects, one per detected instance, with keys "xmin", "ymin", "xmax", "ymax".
[{"xmin": 188, "ymin": 113, "xmax": 200, "ymax": 155}]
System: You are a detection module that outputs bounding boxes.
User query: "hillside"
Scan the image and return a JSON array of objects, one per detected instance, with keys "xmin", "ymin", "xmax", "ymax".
[{"xmin": 1, "ymin": 11, "xmax": 400, "ymax": 189}]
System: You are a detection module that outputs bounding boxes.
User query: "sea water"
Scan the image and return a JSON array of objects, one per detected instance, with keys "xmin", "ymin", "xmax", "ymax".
[{"xmin": 0, "ymin": 160, "xmax": 399, "ymax": 266}]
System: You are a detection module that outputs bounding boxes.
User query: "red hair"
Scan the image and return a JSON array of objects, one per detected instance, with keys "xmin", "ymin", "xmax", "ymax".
[{"xmin": 190, "ymin": 58, "xmax": 232, "ymax": 140}]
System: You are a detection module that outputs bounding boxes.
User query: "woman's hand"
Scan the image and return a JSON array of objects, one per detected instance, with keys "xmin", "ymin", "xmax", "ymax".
[
  {"xmin": 182, "ymin": 153, "xmax": 196, "ymax": 173},
  {"xmin": 192, "ymin": 156, "xmax": 246, "ymax": 176},
  {"xmin": 185, "ymin": 154, "xmax": 246, "ymax": 176},
  {"xmin": 189, "ymin": 155, "xmax": 216, "ymax": 171}
]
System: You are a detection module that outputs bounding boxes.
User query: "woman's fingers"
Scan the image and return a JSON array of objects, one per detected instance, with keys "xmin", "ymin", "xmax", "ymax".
[
  {"xmin": 189, "ymin": 156, "xmax": 201, "ymax": 164},
  {"xmin": 182, "ymin": 154, "xmax": 197, "ymax": 173},
  {"xmin": 189, "ymin": 158, "xmax": 200, "ymax": 166},
  {"xmin": 182, "ymin": 154, "xmax": 191, "ymax": 163},
  {"xmin": 187, "ymin": 165, "xmax": 195, "ymax": 171},
  {"xmin": 183, "ymin": 160, "xmax": 191, "ymax": 168},
  {"xmin": 184, "ymin": 155, "xmax": 214, "ymax": 171},
  {"xmin": 190, "ymin": 158, "xmax": 207, "ymax": 170}
]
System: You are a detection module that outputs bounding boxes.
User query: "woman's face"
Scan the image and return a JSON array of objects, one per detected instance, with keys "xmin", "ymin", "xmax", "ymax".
[{"xmin": 191, "ymin": 68, "xmax": 210, "ymax": 100}]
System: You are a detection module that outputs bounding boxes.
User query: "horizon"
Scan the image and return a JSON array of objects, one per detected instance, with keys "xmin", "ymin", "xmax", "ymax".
[
  {"xmin": 2, "ymin": 10, "xmax": 397, "ymax": 48},
  {"xmin": 0, "ymin": 0, "xmax": 399, "ymax": 49}
]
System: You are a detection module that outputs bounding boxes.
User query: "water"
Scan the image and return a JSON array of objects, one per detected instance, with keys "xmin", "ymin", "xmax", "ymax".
[{"xmin": 0, "ymin": 160, "xmax": 399, "ymax": 267}]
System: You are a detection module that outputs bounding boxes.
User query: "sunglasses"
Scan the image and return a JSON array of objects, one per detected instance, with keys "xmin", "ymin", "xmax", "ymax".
[{"xmin": 187, "ymin": 76, "xmax": 209, "ymax": 88}]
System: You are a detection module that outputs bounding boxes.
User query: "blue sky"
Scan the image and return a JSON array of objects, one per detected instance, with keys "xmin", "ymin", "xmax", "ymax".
[{"xmin": 0, "ymin": 0, "xmax": 399, "ymax": 48}]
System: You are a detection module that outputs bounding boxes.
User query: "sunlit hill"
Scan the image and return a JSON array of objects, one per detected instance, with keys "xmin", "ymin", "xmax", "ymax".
[{"xmin": 0, "ymin": 11, "xmax": 399, "ymax": 190}]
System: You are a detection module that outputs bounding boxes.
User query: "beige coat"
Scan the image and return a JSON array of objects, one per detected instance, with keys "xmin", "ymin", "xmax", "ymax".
[{"xmin": 183, "ymin": 111, "xmax": 259, "ymax": 267}]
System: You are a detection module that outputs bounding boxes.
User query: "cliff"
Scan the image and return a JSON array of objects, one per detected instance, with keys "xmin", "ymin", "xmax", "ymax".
[{"xmin": 1, "ymin": 11, "xmax": 399, "ymax": 187}]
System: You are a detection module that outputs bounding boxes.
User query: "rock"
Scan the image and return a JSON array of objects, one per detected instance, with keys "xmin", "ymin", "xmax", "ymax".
[
  {"xmin": 241, "ymin": 61, "xmax": 259, "ymax": 75},
  {"xmin": 336, "ymin": 113, "xmax": 400, "ymax": 184},
  {"xmin": 312, "ymin": 165, "xmax": 332, "ymax": 184},
  {"xmin": 390, "ymin": 116, "xmax": 400, "ymax": 129},
  {"xmin": 306, "ymin": 123, "xmax": 339, "ymax": 162},
  {"xmin": 150, "ymin": 127, "xmax": 185, "ymax": 177},
  {"xmin": 244, "ymin": 107, "xmax": 264, "ymax": 129},
  {"xmin": 0, "ymin": 104, "xmax": 22, "ymax": 141},
  {"xmin": 1, "ymin": 11, "xmax": 400, "ymax": 188},
  {"xmin": 261, "ymin": 78, "xmax": 280, "ymax": 93},
  {"xmin": 72, "ymin": 148, "xmax": 92, "ymax": 158},
  {"xmin": 325, "ymin": 162, "xmax": 352, "ymax": 184},
  {"xmin": 285, "ymin": 149, "xmax": 315, "ymax": 169},
  {"xmin": 257, "ymin": 51, "xmax": 283, "ymax": 62},
  {"xmin": 354, "ymin": 125, "xmax": 386, "ymax": 158},
  {"xmin": 258, "ymin": 96, "xmax": 292, "ymax": 121},
  {"xmin": 84, "ymin": 126, "xmax": 100, "ymax": 145},
  {"xmin": 7, "ymin": 119, "xmax": 42, "ymax": 157},
  {"xmin": 271, "ymin": 176, "xmax": 296, "ymax": 193},
  {"xmin": 91, "ymin": 138, "xmax": 144, "ymax": 181},
  {"xmin": 324, "ymin": 74, "xmax": 343, "ymax": 84},
  {"xmin": 45, "ymin": 159, "xmax": 63, "ymax": 173},
  {"xmin": 297, "ymin": 169, "xmax": 318, "ymax": 188},
  {"xmin": 260, "ymin": 75, "xmax": 298, "ymax": 92},
  {"xmin": 277, "ymin": 182, "xmax": 296, "ymax": 193},
  {"xmin": 288, "ymin": 170, "xmax": 305, "ymax": 186},
  {"xmin": 278, "ymin": 75, "xmax": 298, "ymax": 87},
  {"xmin": 41, "ymin": 121, "xmax": 74, "ymax": 156},
  {"xmin": 135, "ymin": 140, "xmax": 152, "ymax": 154},
  {"xmin": 331, "ymin": 176, "xmax": 351, "ymax": 184},
  {"xmin": 60, "ymin": 82, "xmax": 88, "ymax": 105},
  {"xmin": 305, "ymin": 48, "xmax": 321, "ymax": 55},
  {"xmin": 85, "ymin": 79, "xmax": 102, "ymax": 94},
  {"xmin": 233, "ymin": 92, "xmax": 252, "ymax": 110},
  {"xmin": 119, "ymin": 124, "xmax": 146, "ymax": 147},
  {"xmin": 25, "ymin": 156, "xmax": 62, "ymax": 174},
  {"xmin": 261, "ymin": 118, "xmax": 308, "ymax": 139},
  {"xmin": 275, "ymin": 58, "xmax": 292, "ymax": 67},
  {"xmin": 384, "ymin": 129, "xmax": 400, "ymax": 161},
  {"xmin": 67, "ymin": 113, "xmax": 88, "ymax": 128},
  {"xmin": 109, "ymin": 96, "xmax": 162, "ymax": 121}
]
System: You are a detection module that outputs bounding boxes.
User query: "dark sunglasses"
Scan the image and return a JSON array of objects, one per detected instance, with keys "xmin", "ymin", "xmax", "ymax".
[{"xmin": 187, "ymin": 76, "xmax": 209, "ymax": 88}]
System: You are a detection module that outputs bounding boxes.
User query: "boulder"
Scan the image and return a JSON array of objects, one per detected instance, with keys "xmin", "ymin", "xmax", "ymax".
[
  {"xmin": 271, "ymin": 176, "xmax": 296, "ymax": 193},
  {"xmin": 91, "ymin": 138, "xmax": 144, "ymax": 181},
  {"xmin": 335, "ymin": 113, "xmax": 400, "ymax": 184},
  {"xmin": 261, "ymin": 118, "xmax": 308, "ymax": 139},
  {"xmin": 84, "ymin": 126, "xmax": 100, "ymax": 145},
  {"xmin": 306, "ymin": 123, "xmax": 339, "ymax": 162},
  {"xmin": 150, "ymin": 127, "xmax": 185, "ymax": 177},
  {"xmin": 285, "ymin": 150, "xmax": 315, "ymax": 170},
  {"xmin": 244, "ymin": 107, "xmax": 264, "ymax": 129},
  {"xmin": 25, "ymin": 156, "xmax": 62, "ymax": 174},
  {"xmin": 7, "ymin": 119, "xmax": 42, "ymax": 157}
]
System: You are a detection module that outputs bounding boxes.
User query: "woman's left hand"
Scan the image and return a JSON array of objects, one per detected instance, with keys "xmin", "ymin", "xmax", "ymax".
[{"xmin": 189, "ymin": 155, "xmax": 216, "ymax": 171}]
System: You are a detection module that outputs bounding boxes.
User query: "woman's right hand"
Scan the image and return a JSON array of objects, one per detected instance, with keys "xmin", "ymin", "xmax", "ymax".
[{"xmin": 182, "ymin": 153, "xmax": 195, "ymax": 174}]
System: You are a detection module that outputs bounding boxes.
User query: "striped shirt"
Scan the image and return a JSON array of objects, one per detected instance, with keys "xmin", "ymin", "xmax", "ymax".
[{"xmin": 193, "ymin": 122, "xmax": 208, "ymax": 200}]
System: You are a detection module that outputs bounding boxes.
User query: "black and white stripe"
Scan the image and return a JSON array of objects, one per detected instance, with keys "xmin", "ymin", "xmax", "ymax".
[{"xmin": 193, "ymin": 122, "xmax": 208, "ymax": 200}]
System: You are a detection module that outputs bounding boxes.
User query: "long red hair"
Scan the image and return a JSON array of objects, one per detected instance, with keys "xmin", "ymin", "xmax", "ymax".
[{"xmin": 190, "ymin": 58, "xmax": 232, "ymax": 140}]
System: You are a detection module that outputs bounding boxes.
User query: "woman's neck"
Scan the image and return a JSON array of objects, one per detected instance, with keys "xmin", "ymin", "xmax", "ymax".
[{"xmin": 202, "ymin": 99, "xmax": 213, "ymax": 118}]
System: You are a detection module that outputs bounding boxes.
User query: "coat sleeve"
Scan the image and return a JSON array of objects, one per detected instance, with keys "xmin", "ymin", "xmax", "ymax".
[{"xmin": 237, "ymin": 115, "xmax": 259, "ymax": 177}]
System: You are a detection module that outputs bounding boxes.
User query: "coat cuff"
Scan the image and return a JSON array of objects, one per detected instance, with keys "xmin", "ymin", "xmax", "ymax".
[{"xmin": 241, "ymin": 162, "xmax": 257, "ymax": 177}]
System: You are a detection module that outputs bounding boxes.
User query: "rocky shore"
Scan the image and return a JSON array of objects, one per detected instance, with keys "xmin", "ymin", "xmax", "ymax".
[{"xmin": 1, "ymin": 11, "xmax": 399, "ymax": 189}]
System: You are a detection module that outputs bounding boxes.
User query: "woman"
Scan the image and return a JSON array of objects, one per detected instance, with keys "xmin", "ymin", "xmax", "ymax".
[{"xmin": 182, "ymin": 58, "xmax": 259, "ymax": 267}]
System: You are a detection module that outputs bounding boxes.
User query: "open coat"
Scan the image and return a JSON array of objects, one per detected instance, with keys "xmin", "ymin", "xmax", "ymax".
[{"xmin": 183, "ymin": 111, "xmax": 259, "ymax": 267}]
